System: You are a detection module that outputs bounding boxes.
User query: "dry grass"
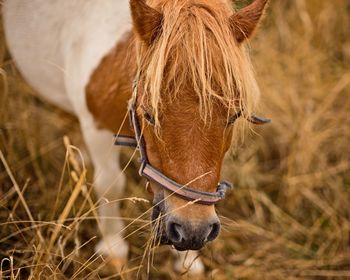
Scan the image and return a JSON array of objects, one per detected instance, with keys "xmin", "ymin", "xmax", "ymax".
[{"xmin": 1, "ymin": 0, "xmax": 350, "ymax": 279}]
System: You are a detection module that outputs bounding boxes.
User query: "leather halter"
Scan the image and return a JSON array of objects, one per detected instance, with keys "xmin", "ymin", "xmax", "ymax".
[{"xmin": 114, "ymin": 80, "xmax": 233, "ymax": 205}]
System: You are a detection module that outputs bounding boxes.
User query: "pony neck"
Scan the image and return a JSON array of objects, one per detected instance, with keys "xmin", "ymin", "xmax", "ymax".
[{"xmin": 86, "ymin": 32, "xmax": 136, "ymax": 135}]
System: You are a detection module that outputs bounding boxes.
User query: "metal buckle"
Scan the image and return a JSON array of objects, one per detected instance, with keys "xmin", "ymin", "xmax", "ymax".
[{"xmin": 217, "ymin": 181, "xmax": 233, "ymax": 198}]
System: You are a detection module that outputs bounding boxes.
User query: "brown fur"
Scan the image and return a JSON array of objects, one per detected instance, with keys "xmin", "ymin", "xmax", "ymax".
[
  {"xmin": 130, "ymin": 0, "xmax": 163, "ymax": 44},
  {"xmin": 86, "ymin": 32, "xmax": 136, "ymax": 135},
  {"xmin": 230, "ymin": 0, "xmax": 268, "ymax": 43},
  {"xmin": 86, "ymin": 0, "xmax": 268, "ymax": 222},
  {"xmin": 135, "ymin": 0, "xmax": 261, "ymax": 132}
]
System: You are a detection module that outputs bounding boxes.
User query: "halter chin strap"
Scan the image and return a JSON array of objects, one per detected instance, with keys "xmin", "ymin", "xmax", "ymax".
[{"xmin": 115, "ymin": 99, "xmax": 233, "ymax": 205}]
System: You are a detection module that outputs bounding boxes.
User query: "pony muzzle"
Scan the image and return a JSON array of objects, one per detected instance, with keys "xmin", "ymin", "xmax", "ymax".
[
  {"xmin": 150, "ymin": 190, "xmax": 221, "ymax": 250},
  {"xmin": 165, "ymin": 215, "xmax": 221, "ymax": 251}
]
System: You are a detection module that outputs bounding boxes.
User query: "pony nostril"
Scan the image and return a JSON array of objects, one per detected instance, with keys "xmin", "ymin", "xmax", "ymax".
[
  {"xmin": 168, "ymin": 222, "xmax": 183, "ymax": 243},
  {"xmin": 206, "ymin": 221, "xmax": 220, "ymax": 242}
]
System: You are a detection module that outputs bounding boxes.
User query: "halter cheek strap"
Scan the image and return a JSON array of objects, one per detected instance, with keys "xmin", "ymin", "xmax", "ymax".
[{"xmin": 115, "ymin": 100, "xmax": 233, "ymax": 205}]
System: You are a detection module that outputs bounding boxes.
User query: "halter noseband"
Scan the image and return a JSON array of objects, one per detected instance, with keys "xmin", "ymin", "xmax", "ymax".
[{"xmin": 114, "ymin": 79, "xmax": 233, "ymax": 205}]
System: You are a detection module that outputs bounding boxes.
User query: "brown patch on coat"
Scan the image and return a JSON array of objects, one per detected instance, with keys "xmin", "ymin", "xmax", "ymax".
[{"xmin": 86, "ymin": 32, "xmax": 136, "ymax": 135}]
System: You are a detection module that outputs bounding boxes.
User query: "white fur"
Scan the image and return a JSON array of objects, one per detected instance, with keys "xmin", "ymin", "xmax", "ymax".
[
  {"xmin": 3, "ymin": 0, "xmax": 203, "ymax": 274},
  {"xmin": 172, "ymin": 249, "xmax": 205, "ymax": 275}
]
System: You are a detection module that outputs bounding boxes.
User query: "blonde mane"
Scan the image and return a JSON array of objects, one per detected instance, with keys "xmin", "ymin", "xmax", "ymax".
[{"xmin": 137, "ymin": 0, "xmax": 260, "ymax": 131}]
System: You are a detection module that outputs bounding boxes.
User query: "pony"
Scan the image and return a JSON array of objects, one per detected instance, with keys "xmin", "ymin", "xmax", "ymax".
[{"xmin": 3, "ymin": 0, "xmax": 269, "ymax": 274}]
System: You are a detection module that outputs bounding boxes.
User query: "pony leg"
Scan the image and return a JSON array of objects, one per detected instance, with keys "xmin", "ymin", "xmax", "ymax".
[
  {"xmin": 79, "ymin": 121, "xmax": 128, "ymax": 261},
  {"xmin": 171, "ymin": 249, "xmax": 205, "ymax": 275}
]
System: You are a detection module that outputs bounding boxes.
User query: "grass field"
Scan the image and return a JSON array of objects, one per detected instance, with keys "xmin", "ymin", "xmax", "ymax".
[{"xmin": 1, "ymin": 1, "xmax": 350, "ymax": 279}]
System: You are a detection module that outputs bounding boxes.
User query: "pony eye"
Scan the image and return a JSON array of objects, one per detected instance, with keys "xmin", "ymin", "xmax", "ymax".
[
  {"xmin": 227, "ymin": 111, "xmax": 242, "ymax": 125},
  {"xmin": 143, "ymin": 110, "xmax": 155, "ymax": 125}
]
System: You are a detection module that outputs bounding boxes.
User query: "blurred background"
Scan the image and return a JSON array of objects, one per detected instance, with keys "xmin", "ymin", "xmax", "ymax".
[{"xmin": 1, "ymin": 0, "xmax": 350, "ymax": 279}]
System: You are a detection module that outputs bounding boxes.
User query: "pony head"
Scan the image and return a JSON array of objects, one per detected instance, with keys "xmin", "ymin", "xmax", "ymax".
[{"xmin": 130, "ymin": 0, "xmax": 268, "ymax": 251}]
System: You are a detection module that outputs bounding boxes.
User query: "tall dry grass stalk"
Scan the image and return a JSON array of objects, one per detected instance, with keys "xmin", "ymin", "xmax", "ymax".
[{"xmin": 1, "ymin": 1, "xmax": 350, "ymax": 279}]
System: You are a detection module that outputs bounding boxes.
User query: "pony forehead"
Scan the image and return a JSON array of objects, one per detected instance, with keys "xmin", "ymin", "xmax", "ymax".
[
  {"xmin": 149, "ymin": 0, "xmax": 233, "ymax": 11},
  {"xmin": 149, "ymin": 0, "xmax": 234, "ymax": 24}
]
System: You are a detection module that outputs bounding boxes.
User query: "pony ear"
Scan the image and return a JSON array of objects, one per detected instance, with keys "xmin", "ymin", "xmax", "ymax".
[
  {"xmin": 230, "ymin": 0, "xmax": 268, "ymax": 43},
  {"xmin": 130, "ymin": 0, "xmax": 163, "ymax": 44}
]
